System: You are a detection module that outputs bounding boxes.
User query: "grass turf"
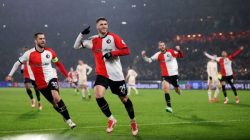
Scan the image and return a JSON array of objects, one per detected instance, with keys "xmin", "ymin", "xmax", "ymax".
[{"xmin": 0, "ymin": 88, "xmax": 250, "ymax": 140}]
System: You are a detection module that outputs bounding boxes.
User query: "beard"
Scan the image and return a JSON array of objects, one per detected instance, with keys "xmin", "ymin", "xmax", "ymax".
[{"xmin": 37, "ymin": 43, "xmax": 46, "ymax": 48}]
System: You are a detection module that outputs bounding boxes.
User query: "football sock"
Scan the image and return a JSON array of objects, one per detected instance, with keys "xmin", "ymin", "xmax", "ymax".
[
  {"xmin": 55, "ymin": 100, "xmax": 70, "ymax": 120},
  {"xmin": 214, "ymin": 87, "xmax": 219, "ymax": 98},
  {"xmin": 35, "ymin": 88, "xmax": 40, "ymax": 101},
  {"xmin": 123, "ymin": 98, "xmax": 135, "ymax": 119},
  {"xmin": 222, "ymin": 85, "xmax": 227, "ymax": 97},
  {"xmin": 81, "ymin": 89, "xmax": 86, "ymax": 98},
  {"xmin": 165, "ymin": 93, "xmax": 171, "ymax": 107},
  {"xmin": 96, "ymin": 97, "xmax": 112, "ymax": 118},
  {"xmin": 208, "ymin": 89, "xmax": 212, "ymax": 100},
  {"xmin": 26, "ymin": 88, "xmax": 33, "ymax": 99},
  {"xmin": 230, "ymin": 84, "xmax": 238, "ymax": 96}
]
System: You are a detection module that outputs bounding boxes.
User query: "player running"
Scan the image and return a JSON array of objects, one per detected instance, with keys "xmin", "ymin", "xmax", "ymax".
[
  {"xmin": 204, "ymin": 46, "xmax": 244, "ymax": 104},
  {"xmin": 6, "ymin": 33, "xmax": 76, "ymax": 129},
  {"xmin": 204, "ymin": 55, "xmax": 221, "ymax": 103},
  {"xmin": 141, "ymin": 42, "xmax": 184, "ymax": 113},
  {"xmin": 20, "ymin": 47, "xmax": 42, "ymax": 110},
  {"xmin": 68, "ymin": 67, "xmax": 79, "ymax": 93},
  {"xmin": 76, "ymin": 60, "xmax": 92, "ymax": 100},
  {"xmin": 73, "ymin": 17, "xmax": 138, "ymax": 136},
  {"xmin": 126, "ymin": 66, "xmax": 139, "ymax": 95}
]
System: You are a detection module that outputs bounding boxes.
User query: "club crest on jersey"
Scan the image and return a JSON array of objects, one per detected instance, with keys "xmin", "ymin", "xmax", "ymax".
[
  {"xmin": 46, "ymin": 54, "xmax": 50, "ymax": 59},
  {"xmin": 106, "ymin": 39, "xmax": 111, "ymax": 44}
]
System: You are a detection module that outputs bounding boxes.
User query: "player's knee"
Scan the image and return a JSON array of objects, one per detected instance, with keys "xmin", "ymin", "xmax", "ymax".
[{"xmin": 119, "ymin": 96, "xmax": 128, "ymax": 103}]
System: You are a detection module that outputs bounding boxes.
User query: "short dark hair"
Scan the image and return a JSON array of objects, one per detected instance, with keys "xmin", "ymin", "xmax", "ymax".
[
  {"xmin": 158, "ymin": 41, "xmax": 166, "ymax": 44},
  {"xmin": 96, "ymin": 17, "xmax": 108, "ymax": 23},
  {"xmin": 34, "ymin": 32, "xmax": 44, "ymax": 39}
]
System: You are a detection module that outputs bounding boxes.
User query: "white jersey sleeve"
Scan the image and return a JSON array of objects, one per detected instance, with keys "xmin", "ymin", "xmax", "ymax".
[{"xmin": 73, "ymin": 33, "xmax": 94, "ymax": 49}]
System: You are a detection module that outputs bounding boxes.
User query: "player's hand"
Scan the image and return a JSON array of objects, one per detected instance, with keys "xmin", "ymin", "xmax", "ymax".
[
  {"xmin": 240, "ymin": 46, "xmax": 244, "ymax": 50},
  {"xmin": 5, "ymin": 75, "xmax": 13, "ymax": 81},
  {"xmin": 175, "ymin": 45, "xmax": 180, "ymax": 51},
  {"xmin": 209, "ymin": 76, "xmax": 212, "ymax": 80},
  {"xmin": 203, "ymin": 51, "xmax": 207, "ymax": 55},
  {"xmin": 141, "ymin": 50, "xmax": 146, "ymax": 56},
  {"xmin": 103, "ymin": 52, "xmax": 112, "ymax": 59},
  {"xmin": 81, "ymin": 26, "xmax": 90, "ymax": 35}
]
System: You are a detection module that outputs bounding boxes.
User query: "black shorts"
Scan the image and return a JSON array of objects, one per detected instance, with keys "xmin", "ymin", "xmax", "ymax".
[
  {"xmin": 24, "ymin": 78, "xmax": 37, "ymax": 88},
  {"xmin": 162, "ymin": 75, "xmax": 179, "ymax": 88},
  {"xmin": 39, "ymin": 78, "xmax": 59, "ymax": 104},
  {"xmin": 94, "ymin": 75, "xmax": 127, "ymax": 97},
  {"xmin": 221, "ymin": 75, "xmax": 234, "ymax": 84}
]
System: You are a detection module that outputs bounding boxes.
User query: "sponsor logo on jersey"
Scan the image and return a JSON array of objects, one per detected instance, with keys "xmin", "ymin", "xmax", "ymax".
[
  {"xmin": 106, "ymin": 39, "xmax": 111, "ymax": 44},
  {"xmin": 46, "ymin": 54, "xmax": 50, "ymax": 59}
]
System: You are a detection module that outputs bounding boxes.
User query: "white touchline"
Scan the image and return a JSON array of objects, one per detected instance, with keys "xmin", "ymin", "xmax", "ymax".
[{"xmin": 0, "ymin": 119, "xmax": 249, "ymax": 134}]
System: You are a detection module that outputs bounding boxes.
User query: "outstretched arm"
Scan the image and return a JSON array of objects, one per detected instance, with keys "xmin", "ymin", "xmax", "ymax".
[
  {"xmin": 141, "ymin": 50, "xmax": 153, "ymax": 63},
  {"xmin": 73, "ymin": 26, "xmax": 92, "ymax": 49},
  {"xmin": 6, "ymin": 61, "xmax": 22, "ymax": 80},
  {"xmin": 229, "ymin": 46, "xmax": 244, "ymax": 60},
  {"xmin": 204, "ymin": 51, "xmax": 216, "ymax": 60}
]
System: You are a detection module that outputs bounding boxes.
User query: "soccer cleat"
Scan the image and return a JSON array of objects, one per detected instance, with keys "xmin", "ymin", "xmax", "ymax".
[
  {"xmin": 31, "ymin": 99, "xmax": 35, "ymax": 108},
  {"xmin": 66, "ymin": 119, "xmax": 76, "ymax": 129},
  {"xmin": 213, "ymin": 97, "xmax": 219, "ymax": 103},
  {"xmin": 131, "ymin": 120, "xmax": 138, "ymax": 136},
  {"xmin": 38, "ymin": 102, "xmax": 42, "ymax": 110},
  {"xmin": 224, "ymin": 98, "xmax": 229, "ymax": 104},
  {"xmin": 166, "ymin": 107, "xmax": 173, "ymax": 113},
  {"xmin": 106, "ymin": 118, "xmax": 117, "ymax": 133},
  {"xmin": 235, "ymin": 97, "xmax": 240, "ymax": 104},
  {"xmin": 88, "ymin": 94, "xmax": 91, "ymax": 99}
]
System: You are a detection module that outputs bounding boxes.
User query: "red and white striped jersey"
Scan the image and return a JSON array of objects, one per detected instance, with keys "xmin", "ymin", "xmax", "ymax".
[
  {"xmin": 21, "ymin": 62, "xmax": 35, "ymax": 80},
  {"xmin": 18, "ymin": 47, "xmax": 67, "ymax": 89},
  {"xmin": 68, "ymin": 71, "xmax": 78, "ymax": 82},
  {"xmin": 74, "ymin": 32, "xmax": 130, "ymax": 81},
  {"xmin": 216, "ymin": 49, "xmax": 243, "ymax": 76},
  {"xmin": 150, "ymin": 49, "xmax": 184, "ymax": 76}
]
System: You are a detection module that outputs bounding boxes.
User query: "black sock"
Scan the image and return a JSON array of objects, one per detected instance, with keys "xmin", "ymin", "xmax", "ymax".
[
  {"xmin": 231, "ymin": 85, "xmax": 238, "ymax": 96},
  {"xmin": 222, "ymin": 85, "xmax": 227, "ymax": 97},
  {"xmin": 55, "ymin": 100, "xmax": 70, "ymax": 120},
  {"xmin": 26, "ymin": 88, "xmax": 33, "ymax": 99},
  {"xmin": 165, "ymin": 93, "xmax": 171, "ymax": 107},
  {"xmin": 35, "ymin": 88, "xmax": 40, "ymax": 101},
  {"xmin": 123, "ymin": 98, "xmax": 135, "ymax": 119},
  {"xmin": 96, "ymin": 97, "xmax": 112, "ymax": 118}
]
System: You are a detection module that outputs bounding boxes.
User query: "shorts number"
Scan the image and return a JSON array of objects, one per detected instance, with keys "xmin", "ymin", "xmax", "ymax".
[
  {"xmin": 119, "ymin": 84, "xmax": 127, "ymax": 95},
  {"xmin": 51, "ymin": 81, "xmax": 59, "ymax": 89}
]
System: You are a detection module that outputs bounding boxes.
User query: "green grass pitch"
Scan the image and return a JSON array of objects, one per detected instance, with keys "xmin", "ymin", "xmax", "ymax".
[{"xmin": 0, "ymin": 88, "xmax": 250, "ymax": 140}]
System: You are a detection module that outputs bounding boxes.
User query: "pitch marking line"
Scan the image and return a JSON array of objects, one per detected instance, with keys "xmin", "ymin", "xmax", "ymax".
[{"xmin": 0, "ymin": 119, "xmax": 249, "ymax": 134}]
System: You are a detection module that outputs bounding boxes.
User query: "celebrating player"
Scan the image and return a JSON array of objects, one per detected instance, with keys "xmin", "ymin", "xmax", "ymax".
[
  {"xmin": 68, "ymin": 67, "xmax": 79, "ymax": 93},
  {"xmin": 126, "ymin": 66, "xmax": 139, "ymax": 95},
  {"xmin": 6, "ymin": 33, "xmax": 76, "ymax": 129},
  {"xmin": 20, "ymin": 47, "xmax": 42, "ymax": 110},
  {"xmin": 76, "ymin": 60, "xmax": 92, "ymax": 100},
  {"xmin": 141, "ymin": 42, "xmax": 184, "ymax": 113},
  {"xmin": 204, "ymin": 54, "xmax": 221, "ymax": 103},
  {"xmin": 73, "ymin": 17, "xmax": 138, "ymax": 136},
  {"xmin": 204, "ymin": 46, "xmax": 244, "ymax": 104}
]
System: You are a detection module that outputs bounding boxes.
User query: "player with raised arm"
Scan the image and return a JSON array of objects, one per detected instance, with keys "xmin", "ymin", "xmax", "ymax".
[
  {"xmin": 20, "ymin": 47, "xmax": 42, "ymax": 110},
  {"xmin": 204, "ymin": 54, "xmax": 221, "ymax": 103},
  {"xmin": 68, "ymin": 67, "xmax": 79, "ymax": 93},
  {"xmin": 6, "ymin": 33, "xmax": 76, "ymax": 129},
  {"xmin": 73, "ymin": 17, "xmax": 138, "ymax": 136},
  {"xmin": 76, "ymin": 60, "xmax": 92, "ymax": 100},
  {"xmin": 141, "ymin": 42, "xmax": 184, "ymax": 113},
  {"xmin": 126, "ymin": 66, "xmax": 139, "ymax": 95},
  {"xmin": 204, "ymin": 46, "xmax": 244, "ymax": 104}
]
